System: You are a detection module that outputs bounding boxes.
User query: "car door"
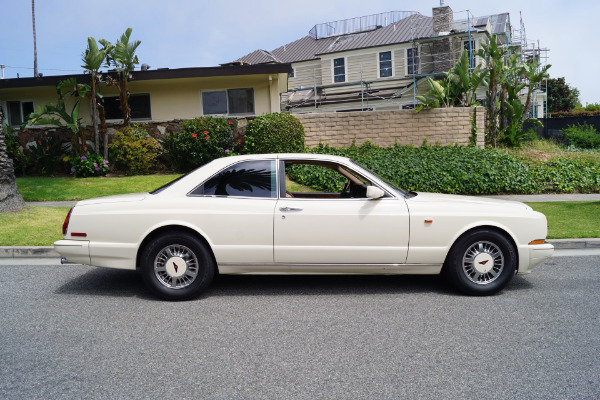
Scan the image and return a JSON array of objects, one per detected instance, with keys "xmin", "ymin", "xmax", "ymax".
[
  {"xmin": 187, "ymin": 159, "xmax": 277, "ymax": 265},
  {"xmin": 273, "ymin": 160, "xmax": 409, "ymax": 265}
]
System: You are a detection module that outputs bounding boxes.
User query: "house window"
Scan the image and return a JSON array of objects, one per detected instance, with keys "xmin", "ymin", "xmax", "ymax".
[
  {"xmin": 407, "ymin": 47, "xmax": 419, "ymax": 75},
  {"xmin": 333, "ymin": 58, "xmax": 345, "ymax": 83},
  {"xmin": 202, "ymin": 88, "xmax": 255, "ymax": 115},
  {"xmin": 379, "ymin": 51, "xmax": 393, "ymax": 78},
  {"xmin": 103, "ymin": 94, "xmax": 151, "ymax": 120},
  {"xmin": 288, "ymin": 69, "xmax": 295, "ymax": 78},
  {"xmin": 6, "ymin": 100, "xmax": 34, "ymax": 126},
  {"xmin": 464, "ymin": 40, "xmax": 476, "ymax": 69}
]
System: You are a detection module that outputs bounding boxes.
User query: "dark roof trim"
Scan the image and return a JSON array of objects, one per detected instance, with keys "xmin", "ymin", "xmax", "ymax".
[{"xmin": 0, "ymin": 64, "xmax": 293, "ymax": 90}]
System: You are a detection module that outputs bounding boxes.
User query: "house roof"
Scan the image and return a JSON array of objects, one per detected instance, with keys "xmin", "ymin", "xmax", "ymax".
[
  {"xmin": 236, "ymin": 13, "xmax": 433, "ymax": 65},
  {"xmin": 235, "ymin": 11, "xmax": 510, "ymax": 65},
  {"xmin": 0, "ymin": 64, "xmax": 292, "ymax": 90}
]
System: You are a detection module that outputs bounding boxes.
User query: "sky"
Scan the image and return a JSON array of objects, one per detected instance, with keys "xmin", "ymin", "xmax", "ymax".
[{"xmin": 0, "ymin": 0, "xmax": 597, "ymax": 105}]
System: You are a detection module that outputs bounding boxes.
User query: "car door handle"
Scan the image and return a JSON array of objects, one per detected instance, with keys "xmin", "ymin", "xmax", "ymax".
[{"xmin": 280, "ymin": 207, "xmax": 303, "ymax": 212}]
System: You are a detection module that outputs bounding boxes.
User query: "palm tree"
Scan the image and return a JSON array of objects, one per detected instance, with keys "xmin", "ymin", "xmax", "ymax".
[
  {"xmin": 32, "ymin": 0, "xmax": 38, "ymax": 77},
  {"xmin": 521, "ymin": 59, "xmax": 551, "ymax": 120},
  {"xmin": 100, "ymin": 28, "xmax": 141, "ymax": 127},
  {"xmin": 0, "ymin": 105, "xmax": 27, "ymax": 213},
  {"xmin": 82, "ymin": 37, "xmax": 107, "ymax": 154}
]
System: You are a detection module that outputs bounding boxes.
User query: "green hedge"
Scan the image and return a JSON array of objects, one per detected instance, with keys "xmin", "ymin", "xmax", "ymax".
[
  {"xmin": 287, "ymin": 142, "xmax": 600, "ymax": 194},
  {"xmin": 244, "ymin": 113, "xmax": 304, "ymax": 154}
]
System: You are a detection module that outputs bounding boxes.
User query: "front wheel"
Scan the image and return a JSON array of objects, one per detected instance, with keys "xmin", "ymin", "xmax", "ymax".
[
  {"xmin": 444, "ymin": 229, "xmax": 516, "ymax": 296},
  {"xmin": 140, "ymin": 232, "xmax": 215, "ymax": 301}
]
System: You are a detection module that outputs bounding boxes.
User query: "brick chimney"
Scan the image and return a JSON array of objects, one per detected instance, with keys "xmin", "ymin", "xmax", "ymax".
[{"xmin": 432, "ymin": 5, "xmax": 454, "ymax": 72}]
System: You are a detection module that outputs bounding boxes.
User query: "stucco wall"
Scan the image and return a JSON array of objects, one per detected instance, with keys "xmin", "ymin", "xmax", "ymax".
[{"xmin": 295, "ymin": 107, "xmax": 485, "ymax": 148}]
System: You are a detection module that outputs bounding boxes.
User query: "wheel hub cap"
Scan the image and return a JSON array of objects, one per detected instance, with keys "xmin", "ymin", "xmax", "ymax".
[
  {"xmin": 462, "ymin": 241, "xmax": 504, "ymax": 285},
  {"xmin": 165, "ymin": 257, "xmax": 187, "ymax": 277},
  {"xmin": 473, "ymin": 253, "xmax": 494, "ymax": 273},
  {"xmin": 154, "ymin": 245, "xmax": 199, "ymax": 289}
]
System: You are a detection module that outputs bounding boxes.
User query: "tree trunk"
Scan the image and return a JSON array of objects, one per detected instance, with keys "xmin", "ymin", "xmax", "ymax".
[
  {"xmin": 119, "ymin": 72, "xmax": 131, "ymax": 127},
  {"xmin": 487, "ymin": 67, "xmax": 498, "ymax": 148},
  {"xmin": 0, "ymin": 106, "xmax": 27, "ymax": 213},
  {"xmin": 91, "ymin": 72, "xmax": 99, "ymax": 153},
  {"xmin": 499, "ymin": 82, "xmax": 508, "ymax": 134}
]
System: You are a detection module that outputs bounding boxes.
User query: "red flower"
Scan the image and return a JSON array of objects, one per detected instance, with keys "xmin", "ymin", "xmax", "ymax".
[
  {"xmin": 228, "ymin": 120, "xmax": 233, "ymax": 125},
  {"xmin": 204, "ymin": 131, "xmax": 208, "ymax": 135},
  {"xmin": 192, "ymin": 133, "xmax": 197, "ymax": 138},
  {"xmin": 200, "ymin": 119, "xmax": 204, "ymax": 123},
  {"xmin": 205, "ymin": 136, "xmax": 209, "ymax": 140},
  {"xmin": 238, "ymin": 138, "xmax": 242, "ymax": 143}
]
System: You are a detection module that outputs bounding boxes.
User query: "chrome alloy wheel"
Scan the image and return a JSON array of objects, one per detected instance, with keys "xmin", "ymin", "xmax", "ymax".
[
  {"xmin": 154, "ymin": 244, "xmax": 199, "ymax": 289},
  {"xmin": 462, "ymin": 241, "xmax": 504, "ymax": 285}
]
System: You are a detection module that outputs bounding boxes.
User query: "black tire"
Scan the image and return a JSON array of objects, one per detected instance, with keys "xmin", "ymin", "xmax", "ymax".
[
  {"xmin": 140, "ymin": 232, "xmax": 215, "ymax": 301},
  {"xmin": 444, "ymin": 229, "xmax": 516, "ymax": 296}
]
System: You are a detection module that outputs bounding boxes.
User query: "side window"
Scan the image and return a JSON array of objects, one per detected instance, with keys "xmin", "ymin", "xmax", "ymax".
[
  {"xmin": 284, "ymin": 161, "xmax": 372, "ymax": 199},
  {"xmin": 191, "ymin": 160, "xmax": 276, "ymax": 198}
]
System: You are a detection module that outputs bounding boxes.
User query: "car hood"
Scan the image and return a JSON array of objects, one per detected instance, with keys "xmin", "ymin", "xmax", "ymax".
[
  {"xmin": 409, "ymin": 192, "xmax": 532, "ymax": 211},
  {"xmin": 76, "ymin": 192, "xmax": 148, "ymax": 207}
]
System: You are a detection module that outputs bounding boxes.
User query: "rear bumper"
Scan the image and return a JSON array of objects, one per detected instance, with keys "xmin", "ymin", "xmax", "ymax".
[{"xmin": 54, "ymin": 239, "xmax": 91, "ymax": 265}]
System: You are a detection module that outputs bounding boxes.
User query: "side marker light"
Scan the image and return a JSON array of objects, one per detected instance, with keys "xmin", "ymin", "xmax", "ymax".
[{"xmin": 528, "ymin": 239, "xmax": 546, "ymax": 245}]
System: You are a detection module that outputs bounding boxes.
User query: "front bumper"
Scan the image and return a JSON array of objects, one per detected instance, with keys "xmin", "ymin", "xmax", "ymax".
[{"xmin": 518, "ymin": 243, "xmax": 554, "ymax": 275}]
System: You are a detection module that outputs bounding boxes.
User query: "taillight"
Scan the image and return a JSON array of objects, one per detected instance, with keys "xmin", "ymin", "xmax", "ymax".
[{"xmin": 62, "ymin": 208, "xmax": 73, "ymax": 235}]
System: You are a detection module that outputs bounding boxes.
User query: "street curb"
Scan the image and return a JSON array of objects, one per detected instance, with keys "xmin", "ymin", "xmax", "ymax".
[
  {"xmin": 2, "ymin": 239, "xmax": 600, "ymax": 259},
  {"xmin": 0, "ymin": 247, "xmax": 60, "ymax": 259}
]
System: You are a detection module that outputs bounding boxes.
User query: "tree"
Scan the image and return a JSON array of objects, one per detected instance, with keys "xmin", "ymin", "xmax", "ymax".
[
  {"xmin": 24, "ymin": 78, "xmax": 91, "ymax": 156},
  {"xmin": 81, "ymin": 37, "xmax": 108, "ymax": 155},
  {"xmin": 477, "ymin": 37, "xmax": 512, "ymax": 147},
  {"xmin": 546, "ymin": 77, "xmax": 580, "ymax": 113},
  {"xmin": 521, "ymin": 59, "xmax": 551, "ymax": 120},
  {"xmin": 100, "ymin": 28, "xmax": 141, "ymax": 127},
  {"xmin": 0, "ymin": 105, "xmax": 27, "ymax": 213},
  {"xmin": 415, "ymin": 50, "xmax": 487, "ymax": 112}
]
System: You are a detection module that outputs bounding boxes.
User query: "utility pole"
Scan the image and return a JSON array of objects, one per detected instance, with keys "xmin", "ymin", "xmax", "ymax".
[{"xmin": 32, "ymin": 0, "xmax": 38, "ymax": 77}]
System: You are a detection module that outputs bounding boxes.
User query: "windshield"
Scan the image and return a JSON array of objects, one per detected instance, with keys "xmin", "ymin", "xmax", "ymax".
[{"xmin": 349, "ymin": 159, "xmax": 411, "ymax": 197}]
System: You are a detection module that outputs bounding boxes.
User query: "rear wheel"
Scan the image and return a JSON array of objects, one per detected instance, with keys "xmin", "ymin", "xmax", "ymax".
[
  {"xmin": 444, "ymin": 229, "xmax": 516, "ymax": 296},
  {"xmin": 140, "ymin": 232, "xmax": 215, "ymax": 301}
]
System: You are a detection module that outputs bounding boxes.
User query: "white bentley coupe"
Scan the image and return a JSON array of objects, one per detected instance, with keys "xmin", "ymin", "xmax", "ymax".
[{"xmin": 55, "ymin": 153, "xmax": 553, "ymax": 300}]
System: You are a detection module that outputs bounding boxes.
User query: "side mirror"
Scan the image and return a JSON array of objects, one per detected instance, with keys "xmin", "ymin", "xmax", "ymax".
[{"xmin": 366, "ymin": 186, "xmax": 385, "ymax": 199}]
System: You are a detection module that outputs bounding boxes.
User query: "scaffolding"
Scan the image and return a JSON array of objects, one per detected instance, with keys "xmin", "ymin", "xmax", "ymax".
[{"xmin": 282, "ymin": 9, "xmax": 549, "ymax": 115}]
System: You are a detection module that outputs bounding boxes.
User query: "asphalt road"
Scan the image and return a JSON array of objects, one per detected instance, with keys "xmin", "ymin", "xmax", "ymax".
[{"xmin": 1, "ymin": 255, "xmax": 599, "ymax": 400}]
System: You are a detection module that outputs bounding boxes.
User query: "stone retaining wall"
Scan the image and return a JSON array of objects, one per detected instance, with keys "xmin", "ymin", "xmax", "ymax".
[
  {"xmin": 295, "ymin": 107, "xmax": 485, "ymax": 148},
  {"xmin": 14, "ymin": 107, "xmax": 484, "ymax": 151}
]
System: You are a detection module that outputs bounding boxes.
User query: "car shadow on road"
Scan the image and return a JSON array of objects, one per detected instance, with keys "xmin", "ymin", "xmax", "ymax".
[
  {"xmin": 55, "ymin": 268, "xmax": 152, "ymax": 299},
  {"xmin": 206, "ymin": 274, "xmax": 455, "ymax": 297},
  {"xmin": 56, "ymin": 267, "xmax": 534, "ymax": 299}
]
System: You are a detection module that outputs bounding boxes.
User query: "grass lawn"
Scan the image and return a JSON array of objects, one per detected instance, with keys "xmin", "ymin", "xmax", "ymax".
[
  {"xmin": 16, "ymin": 175, "xmax": 180, "ymax": 202},
  {"xmin": 526, "ymin": 201, "xmax": 600, "ymax": 239},
  {"xmin": 1, "ymin": 202, "xmax": 597, "ymax": 247},
  {"xmin": 0, "ymin": 207, "xmax": 70, "ymax": 246}
]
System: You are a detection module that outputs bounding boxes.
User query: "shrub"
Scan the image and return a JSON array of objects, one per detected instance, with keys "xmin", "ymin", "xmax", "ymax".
[
  {"xmin": 69, "ymin": 153, "xmax": 109, "ymax": 177},
  {"xmin": 3, "ymin": 125, "xmax": 28, "ymax": 176},
  {"xmin": 26, "ymin": 134, "xmax": 66, "ymax": 176},
  {"xmin": 562, "ymin": 123, "xmax": 600, "ymax": 149},
  {"xmin": 244, "ymin": 113, "xmax": 304, "ymax": 154},
  {"xmin": 109, "ymin": 124, "xmax": 161, "ymax": 175},
  {"xmin": 161, "ymin": 116, "xmax": 237, "ymax": 172}
]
